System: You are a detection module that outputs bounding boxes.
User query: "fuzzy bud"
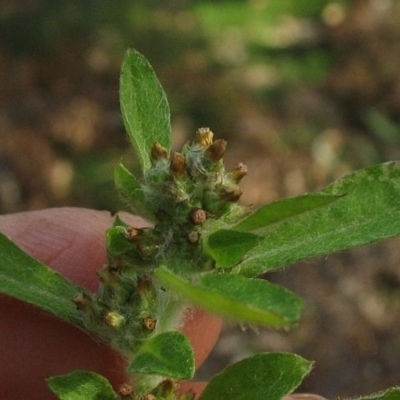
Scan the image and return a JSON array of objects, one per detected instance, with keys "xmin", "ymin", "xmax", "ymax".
[
  {"xmin": 141, "ymin": 395, "xmax": 156, "ymax": 400},
  {"xmin": 170, "ymin": 152, "xmax": 186, "ymax": 178},
  {"xmin": 207, "ymin": 139, "xmax": 227, "ymax": 162},
  {"xmin": 228, "ymin": 162, "xmax": 247, "ymax": 183},
  {"xmin": 151, "ymin": 142, "xmax": 169, "ymax": 162},
  {"xmin": 188, "ymin": 230, "xmax": 200, "ymax": 244},
  {"xmin": 142, "ymin": 317, "xmax": 157, "ymax": 331},
  {"xmin": 190, "ymin": 208, "xmax": 207, "ymax": 225},
  {"xmin": 195, "ymin": 127, "xmax": 214, "ymax": 148},
  {"xmin": 124, "ymin": 227, "xmax": 141, "ymax": 241},
  {"xmin": 119, "ymin": 383, "xmax": 134, "ymax": 397},
  {"xmin": 104, "ymin": 311, "xmax": 125, "ymax": 329}
]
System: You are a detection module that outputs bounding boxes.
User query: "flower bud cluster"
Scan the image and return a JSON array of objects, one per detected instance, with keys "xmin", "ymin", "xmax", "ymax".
[{"xmin": 144, "ymin": 128, "xmax": 247, "ymax": 225}]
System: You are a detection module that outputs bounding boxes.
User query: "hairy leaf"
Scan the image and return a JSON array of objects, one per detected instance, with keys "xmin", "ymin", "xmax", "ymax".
[
  {"xmin": 204, "ymin": 229, "xmax": 261, "ymax": 268},
  {"xmin": 120, "ymin": 48, "xmax": 171, "ymax": 174},
  {"xmin": 128, "ymin": 331, "xmax": 195, "ymax": 379},
  {"xmin": 0, "ymin": 232, "xmax": 87, "ymax": 330},
  {"xmin": 47, "ymin": 371, "xmax": 117, "ymax": 400},
  {"xmin": 352, "ymin": 387, "xmax": 400, "ymax": 400},
  {"xmin": 155, "ymin": 266, "xmax": 303, "ymax": 327},
  {"xmin": 114, "ymin": 162, "xmax": 153, "ymax": 220},
  {"xmin": 199, "ymin": 352, "xmax": 313, "ymax": 400},
  {"xmin": 233, "ymin": 193, "xmax": 341, "ymax": 232},
  {"xmin": 235, "ymin": 162, "xmax": 400, "ymax": 277}
]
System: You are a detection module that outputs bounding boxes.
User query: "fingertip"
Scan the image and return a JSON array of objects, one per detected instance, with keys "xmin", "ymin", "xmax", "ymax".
[
  {"xmin": 0, "ymin": 207, "xmax": 147, "ymax": 291},
  {"xmin": 182, "ymin": 309, "xmax": 222, "ymax": 369}
]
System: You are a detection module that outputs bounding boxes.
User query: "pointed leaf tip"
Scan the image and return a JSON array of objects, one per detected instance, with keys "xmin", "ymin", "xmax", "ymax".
[{"xmin": 120, "ymin": 48, "xmax": 171, "ymax": 174}]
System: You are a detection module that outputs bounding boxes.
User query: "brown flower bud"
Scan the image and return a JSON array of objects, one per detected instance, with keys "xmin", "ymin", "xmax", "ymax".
[
  {"xmin": 195, "ymin": 127, "xmax": 214, "ymax": 148},
  {"xmin": 207, "ymin": 139, "xmax": 227, "ymax": 162},
  {"xmin": 228, "ymin": 162, "xmax": 248, "ymax": 182},
  {"xmin": 124, "ymin": 226, "xmax": 142, "ymax": 241},
  {"xmin": 119, "ymin": 383, "xmax": 134, "ymax": 397},
  {"xmin": 142, "ymin": 316, "xmax": 157, "ymax": 331},
  {"xmin": 151, "ymin": 142, "xmax": 169, "ymax": 162},
  {"xmin": 170, "ymin": 152, "xmax": 187, "ymax": 178},
  {"xmin": 190, "ymin": 208, "xmax": 207, "ymax": 225}
]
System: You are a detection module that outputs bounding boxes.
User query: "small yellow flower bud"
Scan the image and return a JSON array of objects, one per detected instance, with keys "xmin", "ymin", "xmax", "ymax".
[
  {"xmin": 104, "ymin": 311, "xmax": 125, "ymax": 329},
  {"xmin": 195, "ymin": 127, "xmax": 214, "ymax": 148},
  {"xmin": 119, "ymin": 383, "xmax": 134, "ymax": 397}
]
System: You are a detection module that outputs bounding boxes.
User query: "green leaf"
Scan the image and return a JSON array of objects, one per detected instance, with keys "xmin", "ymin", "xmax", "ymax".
[
  {"xmin": 128, "ymin": 331, "xmax": 195, "ymax": 379},
  {"xmin": 351, "ymin": 387, "xmax": 400, "ymax": 400},
  {"xmin": 235, "ymin": 162, "xmax": 400, "ymax": 277},
  {"xmin": 199, "ymin": 352, "xmax": 313, "ymax": 400},
  {"xmin": 155, "ymin": 266, "xmax": 303, "ymax": 327},
  {"xmin": 204, "ymin": 229, "xmax": 261, "ymax": 268},
  {"xmin": 106, "ymin": 225, "xmax": 134, "ymax": 257},
  {"xmin": 114, "ymin": 162, "xmax": 153, "ymax": 220},
  {"xmin": 120, "ymin": 48, "xmax": 171, "ymax": 174},
  {"xmin": 233, "ymin": 193, "xmax": 341, "ymax": 232},
  {"xmin": 47, "ymin": 370, "xmax": 117, "ymax": 400},
  {"xmin": 0, "ymin": 232, "xmax": 87, "ymax": 330}
]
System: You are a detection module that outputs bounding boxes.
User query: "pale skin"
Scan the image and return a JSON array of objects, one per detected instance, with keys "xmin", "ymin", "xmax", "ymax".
[{"xmin": 0, "ymin": 208, "xmax": 323, "ymax": 400}]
